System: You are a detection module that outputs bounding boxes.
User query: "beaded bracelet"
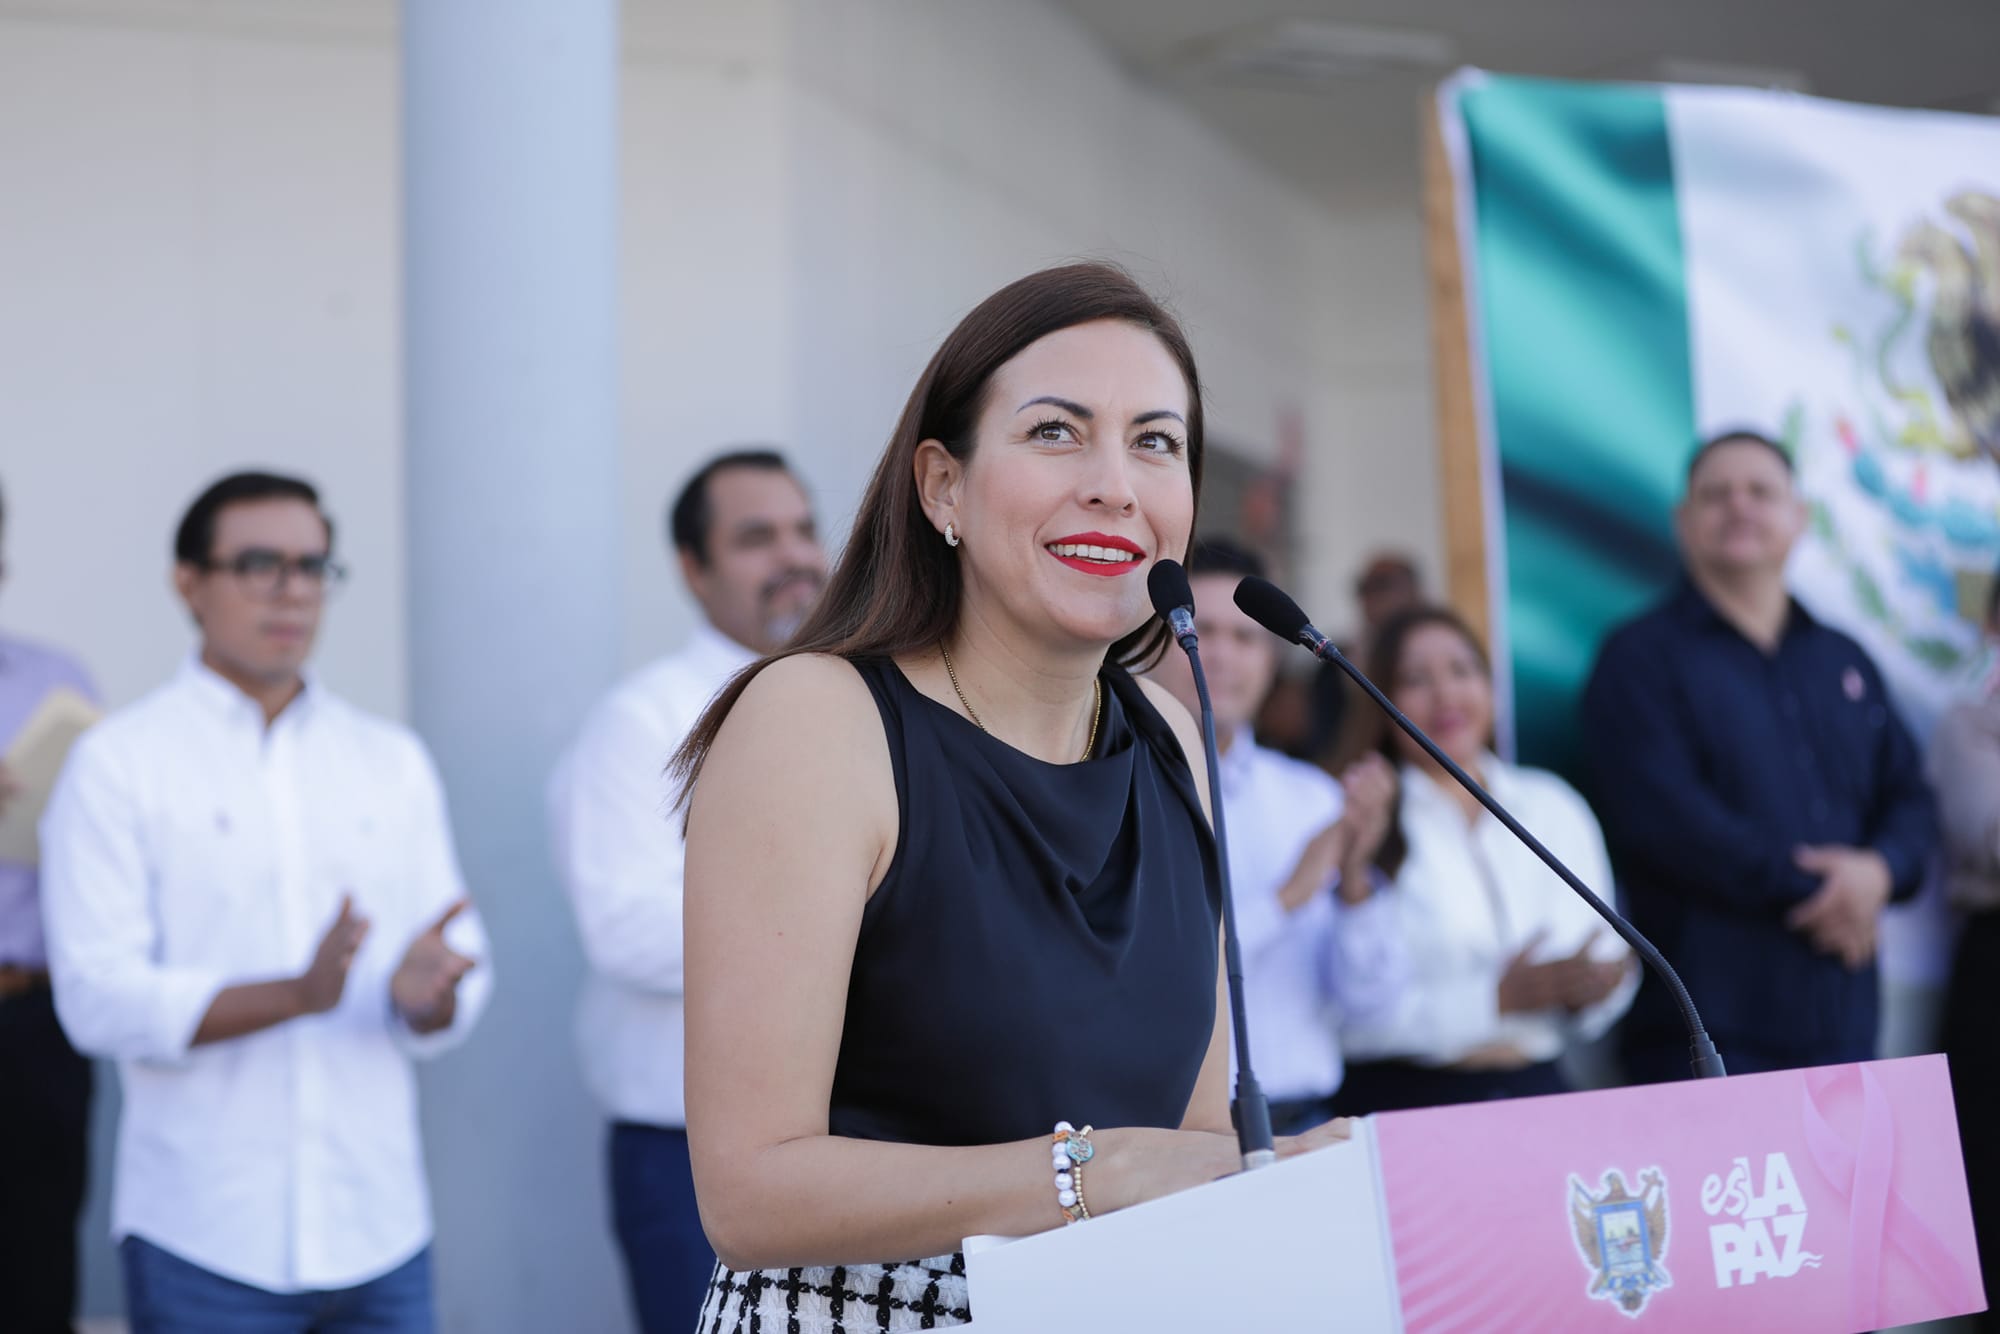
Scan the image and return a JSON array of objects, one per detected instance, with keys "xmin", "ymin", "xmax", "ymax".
[{"xmin": 1051, "ymin": 1121, "xmax": 1095, "ymax": 1223}]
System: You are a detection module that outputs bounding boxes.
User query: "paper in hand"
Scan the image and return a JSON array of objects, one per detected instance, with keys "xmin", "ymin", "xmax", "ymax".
[{"xmin": 0, "ymin": 686, "xmax": 101, "ymax": 865}]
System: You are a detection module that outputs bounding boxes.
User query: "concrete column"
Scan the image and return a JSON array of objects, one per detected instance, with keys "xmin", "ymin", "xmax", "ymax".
[{"xmin": 402, "ymin": 2, "xmax": 627, "ymax": 1328}]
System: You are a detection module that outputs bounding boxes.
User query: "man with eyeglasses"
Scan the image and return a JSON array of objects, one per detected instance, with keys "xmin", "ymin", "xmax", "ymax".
[
  {"xmin": 41, "ymin": 471, "xmax": 491, "ymax": 1333},
  {"xmin": 0, "ymin": 478, "xmax": 101, "ymax": 1334},
  {"xmin": 547, "ymin": 448, "xmax": 826, "ymax": 1333}
]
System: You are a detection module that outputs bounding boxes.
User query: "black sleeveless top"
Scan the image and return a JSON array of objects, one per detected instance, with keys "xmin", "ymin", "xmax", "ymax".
[{"xmin": 827, "ymin": 657, "xmax": 1223, "ymax": 1147}]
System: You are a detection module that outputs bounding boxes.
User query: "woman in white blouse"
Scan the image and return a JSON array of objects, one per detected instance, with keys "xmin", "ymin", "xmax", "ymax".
[{"xmin": 1332, "ymin": 606, "xmax": 1636, "ymax": 1112}]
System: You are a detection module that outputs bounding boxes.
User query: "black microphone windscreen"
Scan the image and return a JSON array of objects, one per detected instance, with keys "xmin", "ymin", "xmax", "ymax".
[
  {"xmin": 1147, "ymin": 558, "xmax": 1194, "ymax": 620},
  {"xmin": 1234, "ymin": 577, "xmax": 1311, "ymax": 644}
]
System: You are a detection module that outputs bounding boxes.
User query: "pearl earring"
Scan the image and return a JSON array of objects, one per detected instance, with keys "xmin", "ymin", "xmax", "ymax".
[{"xmin": 944, "ymin": 522, "xmax": 959, "ymax": 548}]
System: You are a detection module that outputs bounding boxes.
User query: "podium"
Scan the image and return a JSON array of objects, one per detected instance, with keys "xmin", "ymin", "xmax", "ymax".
[{"xmin": 963, "ymin": 1056, "xmax": 1986, "ymax": 1331}]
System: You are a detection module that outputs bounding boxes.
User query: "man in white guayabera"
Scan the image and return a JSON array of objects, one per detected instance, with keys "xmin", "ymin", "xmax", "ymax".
[
  {"xmin": 548, "ymin": 449, "xmax": 827, "ymax": 1333},
  {"xmin": 42, "ymin": 471, "xmax": 492, "ymax": 1332}
]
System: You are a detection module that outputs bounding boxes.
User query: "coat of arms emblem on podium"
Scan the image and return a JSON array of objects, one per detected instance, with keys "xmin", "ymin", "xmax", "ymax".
[{"xmin": 1568, "ymin": 1167, "xmax": 1673, "ymax": 1317}]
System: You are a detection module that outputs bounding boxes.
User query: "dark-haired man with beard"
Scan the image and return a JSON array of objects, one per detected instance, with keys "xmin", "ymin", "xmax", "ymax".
[{"xmin": 547, "ymin": 449, "xmax": 826, "ymax": 1333}]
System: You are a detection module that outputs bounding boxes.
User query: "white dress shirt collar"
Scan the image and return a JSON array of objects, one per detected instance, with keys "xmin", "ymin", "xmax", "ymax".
[
  {"xmin": 175, "ymin": 652, "xmax": 322, "ymax": 730},
  {"xmin": 684, "ymin": 619, "xmax": 759, "ymax": 679}
]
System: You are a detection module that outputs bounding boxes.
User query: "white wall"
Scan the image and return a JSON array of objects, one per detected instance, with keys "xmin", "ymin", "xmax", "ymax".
[
  {"xmin": 1, "ymin": 0, "xmax": 1441, "ymax": 700},
  {"xmin": 775, "ymin": 0, "xmax": 1437, "ymax": 633},
  {"xmin": 1298, "ymin": 203, "xmax": 1440, "ymax": 630},
  {"xmin": 0, "ymin": 1, "xmax": 1439, "ymax": 1327},
  {"xmin": 619, "ymin": 0, "xmax": 797, "ymax": 667},
  {"xmin": 0, "ymin": 6, "xmax": 405, "ymax": 715},
  {"xmin": 0, "ymin": 5, "xmax": 409, "ymax": 1321}
]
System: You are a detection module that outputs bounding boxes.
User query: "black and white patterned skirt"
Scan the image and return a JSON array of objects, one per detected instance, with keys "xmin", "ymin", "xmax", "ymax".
[{"xmin": 694, "ymin": 1252, "xmax": 972, "ymax": 1332}]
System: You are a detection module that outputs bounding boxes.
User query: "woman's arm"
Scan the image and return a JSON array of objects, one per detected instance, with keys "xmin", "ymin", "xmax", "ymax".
[
  {"xmin": 1176, "ymin": 958, "xmax": 1236, "ymax": 1135},
  {"xmin": 685, "ymin": 657, "xmax": 1243, "ymax": 1271}
]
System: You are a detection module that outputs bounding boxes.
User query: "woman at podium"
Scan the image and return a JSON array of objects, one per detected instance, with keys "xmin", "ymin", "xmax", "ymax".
[
  {"xmin": 671, "ymin": 263, "xmax": 1345, "ymax": 1333},
  {"xmin": 1332, "ymin": 606, "xmax": 1638, "ymax": 1113}
]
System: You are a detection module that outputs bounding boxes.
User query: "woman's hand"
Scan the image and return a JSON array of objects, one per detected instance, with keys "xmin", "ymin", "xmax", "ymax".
[
  {"xmin": 1558, "ymin": 953, "xmax": 1633, "ymax": 1012},
  {"xmin": 1333, "ymin": 756, "xmax": 1397, "ymax": 904},
  {"xmin": 1496, "ymin": 929, "xmax": 1569, "ymax": 1014},
  {"xmin": 1081, "ymin": 1128, "xmax": 1248, "ymax": 1214},
  {"xmin": 1278, "ymin": 1116, "xmax": 1356, "ymax": 1158},
  {"xmin": 1278, "ymin": 821, "xmax": 1354, "ymax": 912},
  {"xmin": 1497, "ymin": 929, "xmax": 1630, "ymax": 1015},
  {"xmin": 1277, "ymin": 757, "xmax": 1399, "ymax": 912},
  {"xmin": 1085, "ymin": 1119, "xmax": 1357, "ymax": 1215}
]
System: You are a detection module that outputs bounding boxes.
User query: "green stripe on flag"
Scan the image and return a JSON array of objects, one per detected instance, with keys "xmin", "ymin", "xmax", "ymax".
[{"xmin": 1460, "ymin": 74, "xmax": 1695, "ymax": 779}]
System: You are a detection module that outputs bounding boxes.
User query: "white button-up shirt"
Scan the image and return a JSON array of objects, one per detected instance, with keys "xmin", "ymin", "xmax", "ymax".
[
  {"xmin": 546, "ymin": 621, "xmax": 753, "ymax": 1127},
  {"xmin": 1219, "ymin": 731, "xmax": 1407, "ymax": 1102},
  {"xmin": 40, "ymin": 658, "xmax": 491, "ymax": 1293},
  {"xmin": 1339, "ymin": 755, "xmax": 1636, "ymax": 1067}
]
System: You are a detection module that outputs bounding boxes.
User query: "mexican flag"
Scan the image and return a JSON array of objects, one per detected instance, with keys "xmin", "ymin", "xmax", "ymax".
[{"xmin": 1439, "ymin": 70, "xmax": 2000, "ymax": 782}]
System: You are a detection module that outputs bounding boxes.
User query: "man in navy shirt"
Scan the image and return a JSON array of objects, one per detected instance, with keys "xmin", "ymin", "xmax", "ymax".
[{"xmin": 1583, "ymin": 431, "xmax": 1936, "ymax": 1081}]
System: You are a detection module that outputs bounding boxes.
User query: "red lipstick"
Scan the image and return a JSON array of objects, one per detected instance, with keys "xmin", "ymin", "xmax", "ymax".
[{"xmin": 1045, "ymin": 532, "xmax": 1145, "ymax": 578}]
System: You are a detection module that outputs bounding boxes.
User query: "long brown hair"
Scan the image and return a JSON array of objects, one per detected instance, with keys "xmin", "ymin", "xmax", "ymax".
[
  {"xmin": 1367, "ymin": 604, "xmax": 1493, "ymax": 879},
  {"xmin": 671, "ymin": 261, "xmax": 1207, "ymax": 804}
]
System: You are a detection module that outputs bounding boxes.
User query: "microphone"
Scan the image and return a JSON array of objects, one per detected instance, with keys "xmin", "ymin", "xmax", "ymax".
[
  {"xmin": 1148, "ymin": 560, "xmax": 1278, "ymax": 1167},
  {"xmin": 1151, "ymin": 564, "xmax": 1198, "ymax": 651},
  {"xmin": 1232, "ymin": 576, "xmax": 1727, "ymax": 1081}
]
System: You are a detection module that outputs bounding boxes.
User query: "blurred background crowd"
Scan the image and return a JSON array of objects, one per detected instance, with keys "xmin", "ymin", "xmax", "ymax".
[{"xmin": 3, "ymin": 1, "xmax": 1998, "ymax": 1331}]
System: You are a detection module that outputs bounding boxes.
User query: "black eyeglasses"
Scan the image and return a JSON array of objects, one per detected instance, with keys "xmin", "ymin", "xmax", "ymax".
[{"xmin": 199, "ymin": 549, "xmax": 348, "ymax": 599}]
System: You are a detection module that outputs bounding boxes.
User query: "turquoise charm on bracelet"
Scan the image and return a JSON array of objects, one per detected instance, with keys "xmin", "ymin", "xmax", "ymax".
[{"xmin": 1051, "ymin": 1122, "xmax": 1096, "ymax": 1223}]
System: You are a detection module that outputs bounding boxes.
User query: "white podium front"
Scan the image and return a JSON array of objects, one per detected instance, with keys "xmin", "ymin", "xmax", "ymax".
[
  {"xmin": 958, "ymin": 1061, "xmax": 1986, "ymax": 1332},
  {"xmin": 961, "ymin": 1123, "xmax": 1400, "ymax": 1332}
]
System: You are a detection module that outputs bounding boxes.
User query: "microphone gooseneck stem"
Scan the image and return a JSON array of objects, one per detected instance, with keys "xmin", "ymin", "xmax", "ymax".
[
  {"xmin": 1301, "ymin": 629, "xmax": 1725, "ymax": 1081},
  {"xmin": 1185, "ymin": 637, "xmax": 1279, "ymax": 1165}
]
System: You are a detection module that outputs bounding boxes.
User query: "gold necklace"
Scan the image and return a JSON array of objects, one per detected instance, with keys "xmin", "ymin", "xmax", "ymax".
[{"xmin": 939, "ymin": 641, "xmax": 1102, "ymax": 763}]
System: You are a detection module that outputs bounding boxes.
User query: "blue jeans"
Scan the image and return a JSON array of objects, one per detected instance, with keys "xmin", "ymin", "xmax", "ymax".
[
  {"xmin": 609, "ymin": 1122, "xmax": 715, "ymax": 1334},
  {"xmin": 121, "ymin": 1237, "xmax": 433, "ymax": 1334}
]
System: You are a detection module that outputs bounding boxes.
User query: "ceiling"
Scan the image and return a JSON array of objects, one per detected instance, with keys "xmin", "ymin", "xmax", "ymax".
[{"xmin": 1048, "ymin": 0, "xmax": 2000, "ymax": 210}]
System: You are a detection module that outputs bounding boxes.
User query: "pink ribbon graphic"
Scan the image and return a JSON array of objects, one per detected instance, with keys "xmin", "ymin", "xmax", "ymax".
[{"xmin": 1800, "ymin": 1066, "xmax": 1976, "ymax": 1327}]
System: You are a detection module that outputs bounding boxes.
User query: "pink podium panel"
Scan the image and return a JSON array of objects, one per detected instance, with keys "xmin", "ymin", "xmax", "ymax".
[{"xmin": 1372, "ymin": 1056, "xmax": 1985, "ymax": 1332}]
